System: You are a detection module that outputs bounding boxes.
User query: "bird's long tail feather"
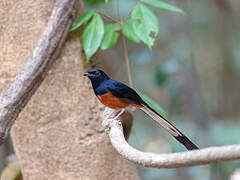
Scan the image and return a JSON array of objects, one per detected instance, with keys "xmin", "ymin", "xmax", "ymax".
[{"xmin": 140, "ymin": 104, "xmax": 199, "ymax": 150}]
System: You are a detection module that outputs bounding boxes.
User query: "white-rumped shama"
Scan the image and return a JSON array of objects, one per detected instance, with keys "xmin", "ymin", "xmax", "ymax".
[{"xmin": 84, "ymin": 69, "xmax": 199, "ymax": 150}]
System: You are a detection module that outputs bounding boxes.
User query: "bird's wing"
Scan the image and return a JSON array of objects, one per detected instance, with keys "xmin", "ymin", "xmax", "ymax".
[{"xmin": 106, "ymin": 80, "xmax": 144, "ymax": 105}]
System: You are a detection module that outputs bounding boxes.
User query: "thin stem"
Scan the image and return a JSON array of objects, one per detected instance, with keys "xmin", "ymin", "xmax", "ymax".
[
  {"xmin": 117, "ymin": 0, "xmax": 133, "ymax": 88},
  {"xmin": 122, "ymin": 35, "xmax": 133, "ymax": 88},
  {"xmin": 97, "ymin": 11, "xmax": 119, "ymax": 23},
  {"xmin": 117, "ymin": 0, "xmax": 122, "ymax": 23},
  {"xmin": 125, "ymin": 3, "xmax": 138, "ymax": 21}
]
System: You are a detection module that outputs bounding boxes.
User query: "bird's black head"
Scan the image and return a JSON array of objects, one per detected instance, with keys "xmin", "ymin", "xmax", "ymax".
[{"xmin": 83, "ymin": 69, "xmax": 109, "ymax": 87}]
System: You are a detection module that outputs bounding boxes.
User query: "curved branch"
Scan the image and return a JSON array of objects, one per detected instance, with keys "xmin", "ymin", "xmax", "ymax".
[
  {"xmin": 0, "ymin": 0, "xmax": 77, "ymax": 145},
  {"xmin": 103, "ymin": 108, "xmax": 240, "ymax": 168}
]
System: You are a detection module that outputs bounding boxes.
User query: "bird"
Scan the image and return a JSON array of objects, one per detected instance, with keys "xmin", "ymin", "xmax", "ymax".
[{"xmin": 83, "ymin": 69, "xmax": 199, "ymax": 151}]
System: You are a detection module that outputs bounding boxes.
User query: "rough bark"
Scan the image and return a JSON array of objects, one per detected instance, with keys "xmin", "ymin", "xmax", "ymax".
[{"xmin": 0, "ymin": 0, "xmax": 140, "ymax": 179}]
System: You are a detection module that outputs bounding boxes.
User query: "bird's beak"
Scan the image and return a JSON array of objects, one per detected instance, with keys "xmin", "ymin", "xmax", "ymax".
[{"xmin": 83, "ymin": 72, "xmax": 89, "ymax": 76}]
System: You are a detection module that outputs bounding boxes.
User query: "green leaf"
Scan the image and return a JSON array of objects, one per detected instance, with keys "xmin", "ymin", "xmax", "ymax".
[
  {"xmin": 82, "ymin": 13, "xmax": 104, "ymax": 61},
  {"xmin": 100, "ymin": 24, "xmax": 120, "ymax": 50},
  {"xmin": 122, "ymin": 20, "xmax": 141, "ymax": 43},
  {"xmin": 136, "ymin": 91, "xmax": 168, "ymax": 120},
  {"xmin": 131, "ymin": 3, "xmax": 159, "ymax": 49},
  {"xmin": 130, "ymin": 129, "xmax": 136, "ymax": 135},
  {"xmin": 69, "ymin": 10, "xmax": 95, "ymax": 32},
  {"xmin": 141, "ymin": 0, "xmax": 184, "ymax": 14}
]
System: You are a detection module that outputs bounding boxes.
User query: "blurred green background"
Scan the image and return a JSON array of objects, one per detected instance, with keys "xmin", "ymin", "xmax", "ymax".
[{"xmin": 1, "ymin": 0, "xmax": 240, "ymax": 179}]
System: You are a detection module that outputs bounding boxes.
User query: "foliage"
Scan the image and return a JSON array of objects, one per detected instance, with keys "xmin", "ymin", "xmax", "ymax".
[
  {"xmin": 70, "ymin": 0, "xmax": 184, "ymax": 60},
  {"xmin": 69, "ymin": 10, "xmax": 95, "ymax": 32},
  {"xmin": 122, "ymin": 20, "xmax": 141, "ymax": 43},
  {"xmin": 100, "ymin": 24, "xmax": 120, "ymax": 50},
  {"xmin": 82, "ymin": 13, "xmax": 104, "ymax": 61},
  {"xmin": 131, "ymin": 3, "xmax": 159, "ymax": 49},
  {"xmin": 140, "ymin": 0, "xmax": 184, "ymax": 14},
  {"xmin": 85, "ymin": 0, "xmax": 109, "ymax": 4}
]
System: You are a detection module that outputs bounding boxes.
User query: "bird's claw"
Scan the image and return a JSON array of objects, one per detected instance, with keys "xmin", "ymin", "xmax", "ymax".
[{"xmin": 102, "ymin": 114, "xmax": 122, "ymax": 134}]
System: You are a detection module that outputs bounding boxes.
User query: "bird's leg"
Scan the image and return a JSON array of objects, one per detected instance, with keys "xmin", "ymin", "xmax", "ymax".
[
  {"xmin": 107, "ymin": 109, "xmax": 118, "ymax": 119},
  {"xmin": 106, "ymin": 109, "xmax": 125, "ymax": 120},
  {"xmin": 112, "ymin": 109, "xmax": 125, "ymax": 120}
]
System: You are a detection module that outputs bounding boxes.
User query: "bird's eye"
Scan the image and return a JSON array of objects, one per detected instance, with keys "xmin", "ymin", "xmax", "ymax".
[{"xmin": 95, "ymin": 71, "xmax": 100, "ymax": 75}]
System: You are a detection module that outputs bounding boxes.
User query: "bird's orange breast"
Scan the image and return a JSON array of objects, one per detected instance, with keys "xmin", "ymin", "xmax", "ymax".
[
  {"xmin": 97, "ymin": 92, "xmax": 129, "ymax": 109},
  {"xmin": 97, "ymin": 92, "xmax": 143, "ymax": 109}
]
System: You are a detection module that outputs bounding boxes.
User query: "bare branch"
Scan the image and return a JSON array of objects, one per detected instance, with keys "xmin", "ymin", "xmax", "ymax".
[
  {"xmin": 0, "ymin": 0, "xmax": 77, "ymax": 145},
  {"xmin": 230, "ymin": 169, "xmax": 240, "ymax": 180},
  {"xmin": 103, "ymin": 108, "xmax": 240, "ymax": 168}
]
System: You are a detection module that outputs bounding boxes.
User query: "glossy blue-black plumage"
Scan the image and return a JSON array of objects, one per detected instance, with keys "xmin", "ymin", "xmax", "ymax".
[{"xmin": 84, "ymin": 69, "xmax": 144, "ymax": 106}]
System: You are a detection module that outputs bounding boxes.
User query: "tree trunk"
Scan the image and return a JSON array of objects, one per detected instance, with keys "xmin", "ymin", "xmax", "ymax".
[{"xmin": 0, "ymin": 0, "xmax": 140, "ymax": 179}]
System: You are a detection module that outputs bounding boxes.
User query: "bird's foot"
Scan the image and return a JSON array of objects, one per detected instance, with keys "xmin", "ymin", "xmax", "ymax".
[
  {"xmin": 102, "ymin": 108, "xmax": 124, "ymax": 134},
  {"xmin": 112, "ymin": 109, "xmax": 125, "ymax": 120}
]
